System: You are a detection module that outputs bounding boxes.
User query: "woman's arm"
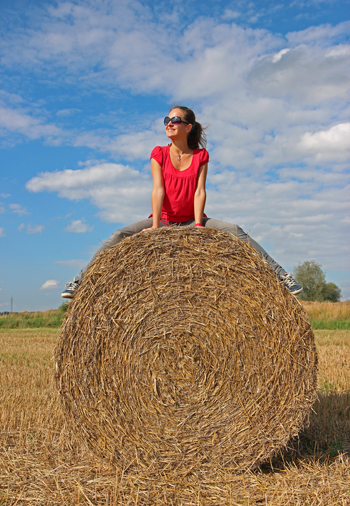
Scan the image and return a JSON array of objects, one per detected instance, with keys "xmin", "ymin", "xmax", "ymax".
[
  {"xmin": 194, "ymin": 163, "xmax": 208, "ymax": 225},
  {"xmin": 148, "ymin": 158, "xmax": 164, "ymax": 229}
]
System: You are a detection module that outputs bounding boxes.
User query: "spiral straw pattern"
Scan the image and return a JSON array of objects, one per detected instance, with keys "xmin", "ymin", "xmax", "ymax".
[{"xmin": 55, "ymin": 227, "xmax": 317, "ymax": 478}]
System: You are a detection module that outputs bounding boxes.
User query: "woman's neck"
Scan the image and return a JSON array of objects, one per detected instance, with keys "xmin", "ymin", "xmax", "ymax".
[{"xmin": 169, "ymin": 139, "xmax": 191, "ymax": 155}]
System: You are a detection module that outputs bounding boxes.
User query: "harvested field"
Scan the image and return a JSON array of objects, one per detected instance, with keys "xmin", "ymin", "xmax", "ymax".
[
  {"xmin": 0, "ymin": 328, "xmax": 349, "ymax": 504},
  {"xmin": 302, "ymin": 301, "xmax": 350, "ymax": 330}
]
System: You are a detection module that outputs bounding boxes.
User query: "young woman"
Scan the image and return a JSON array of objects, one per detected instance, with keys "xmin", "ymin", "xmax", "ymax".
[{"xmin": 62, "ymin": 106, "xmax": 302, "ymax": 298}]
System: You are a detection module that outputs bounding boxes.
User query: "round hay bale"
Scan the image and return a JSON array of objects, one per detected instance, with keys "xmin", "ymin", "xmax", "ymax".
[{"xmin": 55, "ymin": 227, "xmax": 317, "ymax": 477}]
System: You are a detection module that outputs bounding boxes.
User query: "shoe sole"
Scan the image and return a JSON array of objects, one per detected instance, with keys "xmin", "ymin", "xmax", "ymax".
[
  {"xmin": 290, "ymin": 288, "xmax": 303, "ymax": 296},
  {"xmin": 61, "ymin": 292, "xmax": 74, "ymax": 299}
]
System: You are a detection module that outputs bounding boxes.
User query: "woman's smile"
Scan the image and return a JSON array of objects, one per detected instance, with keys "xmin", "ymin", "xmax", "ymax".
[{"xmin": 166, "ymin": 125, "xmax": 178, "ymax": 136}]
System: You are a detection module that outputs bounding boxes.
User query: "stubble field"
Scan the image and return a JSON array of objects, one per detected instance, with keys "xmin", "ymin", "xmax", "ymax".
[{"xmin": 0, "ymin": 303, "xmax": 350, "ymax": 505}]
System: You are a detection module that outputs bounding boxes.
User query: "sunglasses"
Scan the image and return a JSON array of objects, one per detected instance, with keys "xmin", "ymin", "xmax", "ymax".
[{"xmin": 164, "ymin": 116, "xmax": 190, "ymax": 126}]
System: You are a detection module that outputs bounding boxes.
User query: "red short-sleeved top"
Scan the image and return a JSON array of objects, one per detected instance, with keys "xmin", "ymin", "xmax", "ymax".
[{"xmin": 150, "ymin": 145, "xmax": 209, "ymax": 222}]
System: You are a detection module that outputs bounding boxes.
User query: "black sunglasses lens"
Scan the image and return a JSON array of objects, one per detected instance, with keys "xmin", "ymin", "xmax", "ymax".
[{"xmin": 164, "ymin": 116, "xmax": 183, "ymax": 126}]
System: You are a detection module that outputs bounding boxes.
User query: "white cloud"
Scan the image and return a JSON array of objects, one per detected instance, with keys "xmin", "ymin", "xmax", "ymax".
[
  {"xmin": 9, "ymin": 203, "xmax": 29, "ymax": 215},
  {"xmin": 0, "ymin": 10, "xmax": 348, "ymax": 175},
  {"xmin": 74, "ymin": 129, "xmax": 165, "ymax": 161},
  {"xmin": 326, "ymin": 44, "xmax": 350, "ymax": 58},
  {"xmin": 0, "ymin": 228, "xmax": 5, "ymax": 237},
  {"xmin": 40, "ymin": 280, "xmax": 60, "ymax": 290},
  {"xmin": 0, "ymin": 193, "xmax": 10, "ymax": 198},
  {"xmin": 26, "ymin": 162, "xmax": 152, "ymax": 223},
  {"xmin": 27, "ymin": 224, "xmax": 44, "ymax": 234},
  {"xmin": 0, "ymin": 104, "xmax": 64, "ymax": 141},
  {"xmin": 1, "ymin": 1, "xmax": 349, "ymax": 279},
  {"xmin": 205, "ymin": 171, "xmax": 350, "ymax": 272},
  {"xmin": 4, "ymin": 2, "xmax": 347, "ymax": 106},
  {"xmin": 222, "ymin": 10, "xmax": 241, "ymax": 20},
  {"xmin": 286, "ymin": 21, "xmax": 350, "ymax": 46},
  {"xmin": 18, "ymin": 223, "xmax": 44, "ymax": 234},
  {"xmin": 298, "ymin": 123, "xmax": 350, "ymax": 161},
  {"xmin": 64, "ymin": 219, "xmax": 93, "ymax": 233},
  {"xmin": 272, "ymin": 48, "xmax": 290, "ymax": 62},
  {"xmin": 0, "ymin": 90, "xmax": 24, "ymax": 105},
  {"xmin": 56, "ymin": 108, "xmax": 81, "ymax": 117},
  {"xmin": 247, "ymin": 44, "xmax": 350, "ymax": 103},
  {"xmin": 26, "ymin": 163, "xmax": 142, "ymax": 196}
]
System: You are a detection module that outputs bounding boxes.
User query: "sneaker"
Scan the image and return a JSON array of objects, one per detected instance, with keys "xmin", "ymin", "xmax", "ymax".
[
  {"xmin": 61, "ymin": 280, "xmax": 81, "ymax": 299},
  {"xmin": 281, "ymin": 273, "xmax": 303, "ymax": 296}
]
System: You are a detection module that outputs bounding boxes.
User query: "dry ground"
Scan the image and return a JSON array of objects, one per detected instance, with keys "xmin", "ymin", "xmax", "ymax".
[{"xmin": 0, "ymin": 327, "xmax": 349, "ymax": 505}]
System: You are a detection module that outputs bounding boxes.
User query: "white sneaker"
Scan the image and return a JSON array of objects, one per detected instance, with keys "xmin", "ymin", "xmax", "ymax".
[
  {"xmin": 282, "ymin": 274, "xmax": 303, "ymax": 295},
  {"xmin": 61, "ymin": 280, "xmax": 80, "ymax": 299}
]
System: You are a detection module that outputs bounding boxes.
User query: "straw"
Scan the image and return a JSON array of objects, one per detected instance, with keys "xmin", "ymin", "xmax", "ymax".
[{"xmin": 55, "ymin": 227, "xmax": 318, "ymax": 479}]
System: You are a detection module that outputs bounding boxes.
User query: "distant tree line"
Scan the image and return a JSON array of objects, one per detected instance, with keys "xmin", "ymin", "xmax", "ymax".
[{"xmin": 294, "ymin": 261, "xmax": 342, "ymax": 302}]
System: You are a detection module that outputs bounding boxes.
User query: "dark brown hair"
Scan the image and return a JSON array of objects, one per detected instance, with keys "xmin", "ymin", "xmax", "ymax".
[{"xmin": 170, "ymin": 105, "xmax": 207, "ymax": 149}]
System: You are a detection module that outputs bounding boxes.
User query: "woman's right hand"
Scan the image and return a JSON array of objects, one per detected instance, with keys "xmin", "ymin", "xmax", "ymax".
[{"xmin": 141, "ymin": 226, "xmax": 159, "ymax": 232}]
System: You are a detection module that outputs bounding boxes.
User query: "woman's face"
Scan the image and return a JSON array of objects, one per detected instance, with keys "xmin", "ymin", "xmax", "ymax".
[{"xmin": 165, "ymin": 108, "xmax": 192, "ymax": 140}]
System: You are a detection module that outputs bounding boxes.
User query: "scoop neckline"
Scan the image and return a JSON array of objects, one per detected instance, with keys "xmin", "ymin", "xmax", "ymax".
[{"xmin": 168, "ymin": 145, "xmax": 194, "ymax": 172}]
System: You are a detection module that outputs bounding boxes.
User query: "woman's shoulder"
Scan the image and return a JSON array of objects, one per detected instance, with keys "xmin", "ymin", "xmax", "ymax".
[
  {"xmin": 193, "ymin": 148, "xmax": 209, "ymax": 164},
  {"xmin": 150, "ymin": 145, "xmax": 168, "ymax": 158}
]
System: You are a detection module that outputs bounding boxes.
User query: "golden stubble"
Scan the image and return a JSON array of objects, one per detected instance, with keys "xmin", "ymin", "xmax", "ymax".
[{"xmin": 0, "ymin": 325, "xmax": 349, "ymax": 505}]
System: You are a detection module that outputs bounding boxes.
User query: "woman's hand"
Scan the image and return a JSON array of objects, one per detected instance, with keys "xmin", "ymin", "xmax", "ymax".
[{"xmin": 141, "ymin": 226, "xmax": 159, "ymax": 232}]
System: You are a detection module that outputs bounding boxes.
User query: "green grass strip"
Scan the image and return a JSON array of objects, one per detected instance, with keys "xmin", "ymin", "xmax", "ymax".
[
  {"xmin": 308, "ymin": 319, "xmax": 350, "ymax": 330},
  {"xmin": 1, "ymin": 309, "xmax": 349, "ymax": 330},
  {"xmin": 0, "ymin": 304, "xmax": 69, "ymax": 329}
]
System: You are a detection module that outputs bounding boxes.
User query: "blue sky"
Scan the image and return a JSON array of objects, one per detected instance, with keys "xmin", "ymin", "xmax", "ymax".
[{"xmin": 1, "ymin": 0, "xmax": 349, "ymax": 311}]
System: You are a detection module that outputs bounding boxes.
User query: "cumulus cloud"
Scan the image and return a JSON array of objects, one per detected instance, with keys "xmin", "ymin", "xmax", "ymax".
[
  {"xmin": 0, "ymin": 228, "xmax": 5, "ymax": 237},
  {"xmin": 64, "ymin": 219, "xmax": 93, "ymax": 233},
  {"xmin": 26, "ymin": 162, "xmax": 153, "ymax": 222},
  {"xmin": 9, "ymin": 203, "xmax": 29, "ymax": 215},
  {"xmin": 298, "ymin": 123, "xmax": 350, "ymax": 161},
  {"xmin": 40, "ymin": 280, "xmax": 60, "ymax": 290},
  {"xmin": 205, "ymin": 169, "xmax": 350, "ymax": 272},
  {"xmin": 26, "ymin": 163, "xmax": 142, "ymax": 196},
  {"xmin": 27, "ymin": 224, "xmax": 44, "ymax": 234},
  {"xmin": 0, "ymin": 6, "xmax": 348, "ymax": 175},
  {"xmin": 272, "ymin": 48, "xmax": 290, "ymax": 62},
  {"xmin": 2, "ymin": 1, "xmax": 348, "ymax": 105},
  {"xmin": 0, "ymin": 103, "xmax": 64, "ymax": 142},
  {"xmin": 18, "ymin": 223, "xmax": 44, "ymax": 234},
  {"xmin": 286, "ymin": 20, "xmax": 350, "ymax": 46},
  {"xmin": 1, "ymin": 0, "xmax": 349, "ymax": 281},
  {"xmin": 56, "ymin": 108, "xmax": 81, "ymax": 117},
  {"xmin": 247, "ymin": 43, "xmax": 350, "ymax": 103},
  {"xmin": 222, "ymin": 9, "xmax": 241, "ymax": 20}
]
